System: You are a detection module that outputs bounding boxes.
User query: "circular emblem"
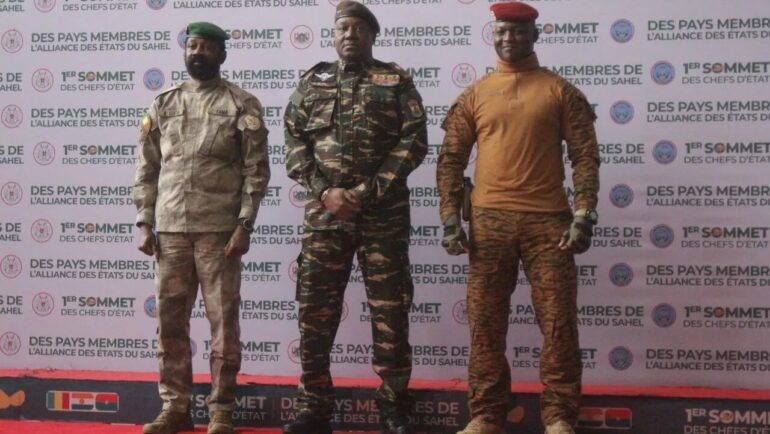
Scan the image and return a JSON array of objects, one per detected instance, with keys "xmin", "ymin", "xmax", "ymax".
[
  {"xmin": 143, "ymin": 68, "xmax": 165, "ymax": 91},
  {"xmin": 32, "ymin": 292, "xmax": 55, "ymax": 317},
  {"xmin": 713, "ymin": 142, "xmax": 726, "ymax": 153},
  {"xmin": 610, "ymin": 19, "xmax": 634, "ymax": 43},
  {"xmin": 652, "ymin": 303, "xmax": 676, "ymax": 328},
  {"xmin": 31, "ymin": 68, "xmax": 54, "ymax": 92},
  {"xmin": 650, "ymin": 61, "xmax": 675, "ymax": 85},
  {"xmin": 542, "ymin": 24, "xmax": 555, "ymax": 34},
  {"xmin": 481, "ymin": 21, "xmax": 494, "ymax": 46},
  {"xmin": 231, "ymin": 30, "xmax": 243, "ymax": 40},
  {"xmin": 327, "ymin": 0, "xmax": 341, "ymax": 6},
  {"xmin": 341, "ymin": 301, "xmax": 348, "ymax": 322},
  {"xmin": 1, "ymin": 182, "xmax": 23, "ymax": 206},
  {"xmin": 719, "ymin": 410, "xmax": 734, "ymax": 424},
  {"xmin": 144, "ymin": 295, "xmax": 157, "ymax": 318},
  {"xmin": 288, "ymin": 260, "xmax": 299, "ymax": 283},
  {"xmin": 652, "ymin": 140, "xmax": 677, "ymax": 164},
  {"xmin": 709, "ymin": 227, "xmax": 723, "ymax": 238},
  {"xmin": 30, "ymin": 219, "xmax": 53, "ymax": 243},
  {"xmin": 34, "ymin": 0, "xmax": 57, "ymax": 12},
  {"xmin": 609, "ymin": 101, "xmax": 634, "ymax": 125},
  {"xmin": 287, "ymin": 338, "xmax": 301, "ymax": 364},
  {"xmin": 451, "ymin": 63, "xmax": 476, "ymax": 88},
  {"xmin": 507, "ymin": 406, "xmax": 526, "ymax": 424},
  {"xmin": 712, "ymin": 307, "xmax": 725, "ymax": 318},
  {"xmin": 711, "ymin": 63, "xmax": 724, "ymax": 74},
  {"xmin": 0, "ymin": 332, "xmax": 21, "ymax": 356},
  {"xmin": 177, "ymin": 29, "xmax": 187, "ymax": 49},
  {"xmin": 146, "ymin": 0, "xmax": 166, "ymax": 9},
  {"xmin": 289, "ymin": 184, "xmax": 312, "ymax": 208},
  {"xmin": 608, "ymin": 346, "xmax": 633, "ymax": 370},
  {"xmin": 1, "ymin": 29, "xmax": 23, "ymax": 54},
  {"xmin": 190, "ymin": 339, "xmax": 197, "ymax": 357},
  {"xmin": 290, "ymin": 25, "xmax": 314, "ymax": 50},
  {"xmin": 457, "ymin": 0, "xmax": 476, "ymax": 4},
  {"xmin": 1, "ymin": 105, "xmax": 23, "ymax": 129},
  {"xmin": 33, "ymin": 141, "xmax": 56, "ymax": 166},
  {"xmin": 609, "ymin": 184, "xmax": 633, "ymax": 208},
  {"xmin": 85, "ymin": 72, "xmax": 96, "ymax": 82},
  {"xmin": 609, "ymin": 263, "xmax": 633, "ymax": 287},
  {"xmin": 649, "ymin": 224, "xmax": 674, "ymax": 248},
  {"xmin": 452, "ymin": 300, "xmax": 468, "ymax": 325}
]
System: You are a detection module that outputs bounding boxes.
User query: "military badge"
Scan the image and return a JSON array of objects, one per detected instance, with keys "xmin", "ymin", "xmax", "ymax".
[
  {"xmin": 407, "ymin": 100, "xmax": 423, "ymax": 117},
  {"xmin": 243, "ymin": 115, "xmax": 262, "ymax": 131},
  {"xmin": 314, "ymin": 72, "xmax": 334, "ymax": 81},
  {"xmin": 141, "ymin": 115, "xmax": 151, "ymax": 133},
  {"xmin": 371, "ymin": 74, "xmax": 400, "ymax": 86}
]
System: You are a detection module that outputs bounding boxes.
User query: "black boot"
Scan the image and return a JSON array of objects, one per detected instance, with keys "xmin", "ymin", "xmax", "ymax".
[
  {"xmin": 381, "ymin": 411, "xmax": 414, "ymax": 434},
  {"xmin": 282, "ymin": 411, "xmax": 332, "ymax": 434}
]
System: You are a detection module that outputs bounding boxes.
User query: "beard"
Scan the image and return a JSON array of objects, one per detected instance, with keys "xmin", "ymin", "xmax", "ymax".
[{"xmin": 185, "ymin": 55, "xmax": 220, "ymax": 81}]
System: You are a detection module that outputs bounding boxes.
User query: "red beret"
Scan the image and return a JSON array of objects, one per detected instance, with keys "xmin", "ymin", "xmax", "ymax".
[{"xmin": 490, "ymin": 2, "xmax": 539, "ymax": 22}]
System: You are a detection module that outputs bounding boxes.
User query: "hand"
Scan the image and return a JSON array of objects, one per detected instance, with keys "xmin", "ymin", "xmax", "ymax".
[
  {"xmin": 559, "ymin": 215, "xmax": 593, "ymax": 254},
  {"xmin": 322, "ymin": 188, "xmax": 360, "ymax": 221},
  {"xmin": 137, "ymin": 224, "xmax": 159, "ymax": 259},
  {"xmin": 224, "ymin": 226, "xmax": 250, "ymax": 258},
  {"xmin": 441, "ymin": 215, "xmax": 469, "ymax": 256}
]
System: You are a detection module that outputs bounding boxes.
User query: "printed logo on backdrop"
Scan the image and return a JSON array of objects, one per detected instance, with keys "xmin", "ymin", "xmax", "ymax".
[
  {"xmin": 609, "ymin": 101, "xmax": 634, "ymax": 124},
  {"xmin": 452, "ymin": 300, "xmax": 468, "ymax": 325},
  {"xmin": 457, "ymin": 0, "xmax": 475, "ymax": 5},
  {"xmin": 32, "ymin": 68, "xmax": 54, "ymax": 92},
  {"xmin": 177, "ymin": 29, "xmax": 187, "ymax": 49},
  {"xmin": 0, "ymin": 332, "xmax": 21, "ymax": 356},
  {"xmin": 327, "ymin": 0, "xmax": 340, "ymax": 5},
  {"xmin": 650, "ymin": 224, "xmax": 674, "ymax": 248},
  {"xmin": 651, "ymin": 61, "xmax": 675, "ymax": 85},
  {"xmin": 31, "ymin": 219, "xmax": 53, "ymax": 243},
  {"xmin": 32, "ymin": 292, "xmax": 55, "ymax": 316},
  {"xmin": 290, "ymin": 26, "xmax": 313, "ymax": 50},
  {"xmin": 146, "ymin": 0, "xmax": 167, "ymax": 9},
  {"xmin": 34, "ymin": 0, "xmax": 57, "ymax": 13},
  {"xmin": 144, "ymin": 295, "xmax": 157, "ymax": 318},
  {"xmin": 1, "ymin": 182, "xmax": 23, "ymax": 206},
  {"xmin": 288, "ymin": 260, "xmax": 298, "ymax": 283},
  {"xmin": 287, "ymin": 338, "xmax": 300, "ymax": 364},
  {"xmin": 289, "ymin": 184, "xmax": 312, "ymax": 208},
  {"xmin": 578, "ymin": 407, "xmax": 633, "ymax": 430},
  {"xmin": 190, "ymin": 339, "xmax": 197, "ymax": 357},
  {"xmin": 451, "ymin": 63, "xmax": 476, "ymax": 88},
  {"xmin": 608, "ymin": 346, "xmax": 633, "ymax": 370},
  {"xmin": 1, "ymin": 29, "xmax": 23, "ymax": 54},
  {"xmin": 1, "ymin": 105, "xmax": 23, "ymax": 128},
  {"xmin": 653, "ymin": 140, "xmax": 677, "ymax": 164},
  {"xmin": 143, "ymin": 68, "xmax": 165, "ymax": 91},
  {"xmin": 609, "ymin": 184, "xmax": 633, "ymax": 208},
  {"xmin": 652, "ymin": 303, "xmax": 676, "ymax": 328},
  {"xmin": 610, "ymin": 19, "xmax": 634, "ymax": 43},
  {"xmin": 482, "ymin": 21, "xmax": 494, "ymax": 46},
  {"xmin": 608, "ymin": 263, "xmax": 633, "ymax": 287}
]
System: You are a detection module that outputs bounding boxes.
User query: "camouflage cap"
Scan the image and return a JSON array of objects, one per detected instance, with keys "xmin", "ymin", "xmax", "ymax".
[
  {"xmin": 335, "ymin": 0, "xmax": 380, "ymax": 35},
  {"xmin": 186, "ymin": 21, "xmax": 230, "ymax": 42}
]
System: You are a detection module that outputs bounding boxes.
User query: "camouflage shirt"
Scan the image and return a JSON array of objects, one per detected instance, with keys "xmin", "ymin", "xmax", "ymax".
[
  {"xmin": 284, "ymin": 59, "xmax": 428, "ymax": 230},
  {"xmin": 134, "ymin": 78, "xmax": 270, "ymax": 232}
]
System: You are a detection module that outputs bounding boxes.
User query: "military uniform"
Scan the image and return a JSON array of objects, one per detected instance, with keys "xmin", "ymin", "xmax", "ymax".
[
  {"xmin": 134, "ymin": 76, "xmax": 270, "ymax": 414},
  {"xmin": 437, "ymin": 52, "xmax": 599, "ymax": 428},
  {"xmin": 284, "ymin": 58, "xmax": 427, "ymax": 419}
]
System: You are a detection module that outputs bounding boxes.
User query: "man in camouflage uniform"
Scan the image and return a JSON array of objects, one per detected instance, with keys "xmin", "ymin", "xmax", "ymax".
[
  {"xmin": 283, "ymin": 2, "xmax": 427, "ymax": 434},
  {"xmin": 437, "ymin": 3, "xmax": 599, "ymax": 434},
  {"xmin": 134, "ymin": 22, "xmax": 271, "ymax": 434}
]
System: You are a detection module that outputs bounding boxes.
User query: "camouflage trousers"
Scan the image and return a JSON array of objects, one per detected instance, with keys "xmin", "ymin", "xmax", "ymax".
[
  {"xmin": 466, "ymin": 207, "xmax": 581, "ymax": 427},
  {"xmin": 155, "ymin": 232, "xmax": 242, "ymax": 412},
  {"xmin": 294, "ymin": 221, "xmax": 414, "ymax": 418}
]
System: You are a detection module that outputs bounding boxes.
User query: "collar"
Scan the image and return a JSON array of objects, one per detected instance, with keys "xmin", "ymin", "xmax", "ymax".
[
  {"xmin": 496, "ymin": 52, "xmax": 540, "ymax": 73},
  {"xmin": 339, "ymin": 58, "xmax": 374, "ymax": 74},
  {"xmin": 184, "ymin": 76, "xmax": 222, "ymax": 92}
]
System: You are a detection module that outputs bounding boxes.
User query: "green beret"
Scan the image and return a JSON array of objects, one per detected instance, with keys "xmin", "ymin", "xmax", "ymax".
[
  {"xmin": 335, "ymin": 0, "xmax": 380, "ymax": 35},
  {"xmin": 186, "ymin": 21, "xmax": 230, "ymax": 42}
]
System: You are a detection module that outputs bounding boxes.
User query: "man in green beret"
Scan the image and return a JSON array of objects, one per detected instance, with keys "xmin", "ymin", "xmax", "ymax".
[
  {"xmin": 135, "ymin": 21, "xmax": 270, "ymax": 434},
  {"xmin": 283, "ymin": 2, "xmax": 427, "ymax": 434}
]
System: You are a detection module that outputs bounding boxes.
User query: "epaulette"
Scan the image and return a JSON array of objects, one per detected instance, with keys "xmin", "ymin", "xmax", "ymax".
[
  {"xmin": 154, "ymin": 82, "xmax": 182, "ymax": 99},
  {"xmin": 302, "ymin": 61, "xmax": 334, "ymax": 79}
]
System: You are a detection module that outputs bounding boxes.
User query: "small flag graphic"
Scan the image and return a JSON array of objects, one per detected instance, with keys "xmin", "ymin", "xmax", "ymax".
[{"xmin": 47, "ymin": 391, "xmax": 119, "ymax": 413}]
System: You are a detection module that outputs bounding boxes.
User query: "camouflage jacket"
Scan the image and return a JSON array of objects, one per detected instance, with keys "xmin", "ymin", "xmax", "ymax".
[
  {"xmin": 284, "ymin": 59, "xmax": 428, "ymax": 230},
  {"xmin": 134, "ymin": 77, "xmax": 270, "ymax": 232}
]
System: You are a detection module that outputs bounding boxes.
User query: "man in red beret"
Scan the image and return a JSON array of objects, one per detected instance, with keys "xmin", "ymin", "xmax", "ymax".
[{"xmin": 437, "ymin": 2, "xmax": 600, "ymax": 434}]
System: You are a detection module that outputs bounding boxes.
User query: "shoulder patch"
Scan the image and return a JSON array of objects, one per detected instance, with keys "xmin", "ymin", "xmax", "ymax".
[
  {"xmin": 141, "ymin": 115, "xmax": 152, "ymax": 133},
  {"xmin": 242, "ymin": 115, "xmax": 262, "ymax": 131}
]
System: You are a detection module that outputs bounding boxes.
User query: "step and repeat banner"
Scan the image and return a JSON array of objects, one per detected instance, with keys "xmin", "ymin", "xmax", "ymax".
[{"xmin": 1, "ymin": 0, "xmax": 770, "ymax": 392}]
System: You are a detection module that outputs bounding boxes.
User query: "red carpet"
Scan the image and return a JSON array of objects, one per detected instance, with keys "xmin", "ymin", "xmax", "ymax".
[{"xmin": 0, "ymin": 420, "xmax": 372, "ymax": 434}]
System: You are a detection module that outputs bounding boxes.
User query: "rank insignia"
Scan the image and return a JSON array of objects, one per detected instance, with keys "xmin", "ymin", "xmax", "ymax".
[
  {"xmin": 372, "ymin": 74, "xmax": 400, "ymax": 86},
  {"xmin": 407, "ymin": 100, "xmax": 423, "ymax": 117}
]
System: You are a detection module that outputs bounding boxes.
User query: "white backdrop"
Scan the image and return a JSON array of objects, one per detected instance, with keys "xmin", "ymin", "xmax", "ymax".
[{"xmin": 1, "ymin": 0, "xmax": 770, "ymax": 391}]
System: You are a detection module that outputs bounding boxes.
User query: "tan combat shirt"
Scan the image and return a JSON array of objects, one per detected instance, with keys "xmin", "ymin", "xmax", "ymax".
[{"xmin": 134, "ymin": 77, "xmax": 270, "ymax": 232}]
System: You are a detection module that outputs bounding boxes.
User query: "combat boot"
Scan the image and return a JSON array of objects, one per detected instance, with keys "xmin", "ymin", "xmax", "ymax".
[
  {"xmin": 142, "ymin": 409, "xmax": 194, "ymax": 434},
  {"xmin": 545, "ymin": 420, "xmax": 575, "ymax": 434},
  {"xmin": 282, "ymin": 411, "xmax": 332, "ymax": 434},
  {"xmin": 456, "ymin": 417, "xmax": 505, "ymax": 434},
  {"xmin": 381, "ymin": 411, "xmax": 413, "ymax": 434},
  {"xmin": 208, "ymin": 410, "xmax": 234, "ymax": 434}
]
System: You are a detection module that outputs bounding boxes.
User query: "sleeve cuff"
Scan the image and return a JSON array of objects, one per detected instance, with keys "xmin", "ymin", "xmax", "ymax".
[{"xmin": 135, "ymin": 210, "xmax": 154, "ymax": 228}]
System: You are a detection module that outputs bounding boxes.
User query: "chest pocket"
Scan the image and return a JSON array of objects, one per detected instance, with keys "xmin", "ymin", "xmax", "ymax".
[
  {"xmin": 303, "ymin": 86, "xmax": 336, "ymax": 133},
  {"xmin": 158, "ymin": 108, "xmax": 185, "ymax": 157},
  {"xmin": 199, "ymin": 107, "xmax": 238, "ymax": 162},
  {"xmin": 365, "ymin": 86, "xmax": 399, "ymax": 139}
]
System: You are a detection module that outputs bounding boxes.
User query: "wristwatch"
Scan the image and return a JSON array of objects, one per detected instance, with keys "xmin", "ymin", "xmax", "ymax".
[
  {"xmin": 575, "ymin": 208, "xmax": 599, "ymax": 225},
  {"xmin": 239, "ymin": 218, "xmax": 254, "ymax": 233}
]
